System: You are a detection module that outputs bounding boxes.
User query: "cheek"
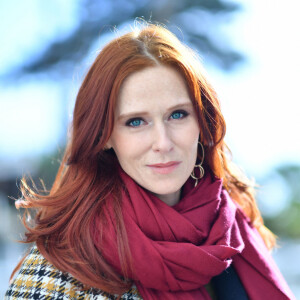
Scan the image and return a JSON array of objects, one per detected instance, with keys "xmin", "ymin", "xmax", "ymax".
[
  {"xmin": 184, "ymin": 123, "xmax": 200, "ymax": 148},
  {"xmin": 112, "ymin": 133, "xmax": 148, "ymax": 164},
  {"xmin": 189, "ymin": 139, "xmax": 199, "ymax": 163},
  {"xmin": 185, "ymin": 125, "xmax": 200, "ymax": 161}
]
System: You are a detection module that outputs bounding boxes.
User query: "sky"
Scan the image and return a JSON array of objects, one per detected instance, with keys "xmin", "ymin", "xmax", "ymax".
[{"xmin": 0, "ymin": 0, "xmax": 299, "ymax": 180}]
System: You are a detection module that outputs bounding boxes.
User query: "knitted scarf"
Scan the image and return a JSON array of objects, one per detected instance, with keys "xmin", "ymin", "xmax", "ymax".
[{"xmin": 94, "ymin": 169, "xmax": 295, "ymax": 300}]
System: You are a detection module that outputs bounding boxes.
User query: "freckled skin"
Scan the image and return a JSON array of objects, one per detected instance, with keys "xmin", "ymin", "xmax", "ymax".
[{"xmin": 106, "ymin": 65, "xmax": 200, "ymax": 206}]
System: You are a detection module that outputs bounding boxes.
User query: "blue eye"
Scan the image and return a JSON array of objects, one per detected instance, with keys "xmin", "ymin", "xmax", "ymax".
[
  {"xmin": 126, "ymin": 118, "xmax": 144, "ymax": 127},
  {"xmin": 171, "ymin": 110, "xmax": 188, "ymax": 120}
]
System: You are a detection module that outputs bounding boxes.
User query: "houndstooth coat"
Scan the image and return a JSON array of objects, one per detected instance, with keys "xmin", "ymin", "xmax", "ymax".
[{"xmin": 5, "ymin": 246, "xmax": 142, "ymax": 300}]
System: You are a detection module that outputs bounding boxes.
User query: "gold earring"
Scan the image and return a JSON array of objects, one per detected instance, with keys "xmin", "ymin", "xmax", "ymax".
[{"xmin": 191, "ymin": 141, "xmax": 205, "ymax": 187}]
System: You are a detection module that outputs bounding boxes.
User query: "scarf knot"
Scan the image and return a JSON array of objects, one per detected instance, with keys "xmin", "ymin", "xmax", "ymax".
[{"xmin": 94, "ymin": 169, "xmax": 295, "ymax": 300}]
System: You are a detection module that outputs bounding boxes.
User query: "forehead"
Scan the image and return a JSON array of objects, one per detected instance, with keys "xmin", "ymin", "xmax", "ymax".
[{"xmin": 115, "ymin": 65, "xmax": 191, "ymax": 114}]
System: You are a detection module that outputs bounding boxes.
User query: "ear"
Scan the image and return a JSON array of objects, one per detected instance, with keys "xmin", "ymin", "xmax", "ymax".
[{"xmin": 104, "ymin": 139, "xmax": 112, "ymax": 150}]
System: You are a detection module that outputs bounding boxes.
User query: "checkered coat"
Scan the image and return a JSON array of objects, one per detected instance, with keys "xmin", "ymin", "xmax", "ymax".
[{"xmin": 5, "ymin": 246, "xmax": 142, "ymax": 299}]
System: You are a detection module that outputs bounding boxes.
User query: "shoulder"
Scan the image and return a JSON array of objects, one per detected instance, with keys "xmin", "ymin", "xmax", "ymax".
[{"xmin": 5, "ymin": 246, "xmax": 142, "ymax": 300}]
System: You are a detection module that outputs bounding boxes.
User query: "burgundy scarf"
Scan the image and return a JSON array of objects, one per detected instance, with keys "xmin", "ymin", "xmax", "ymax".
[{"xmin": 94, "ymin": 169, "xmax": 295, "ymax": 300}]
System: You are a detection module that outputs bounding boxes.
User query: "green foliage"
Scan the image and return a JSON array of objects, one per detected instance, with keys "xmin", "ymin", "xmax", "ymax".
[
  {"xmin": 34, "ymin": 149, "xmax": 64, "ymax": 192},
  {"xmin": 263, "ymin": 164, "xmax": 300, "ymax": 238}
]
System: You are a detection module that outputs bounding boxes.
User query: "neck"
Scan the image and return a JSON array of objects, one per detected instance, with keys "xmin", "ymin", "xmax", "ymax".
[{"xmin": 153, "ymin": 189, "xmax": 181, "ymax": 206}]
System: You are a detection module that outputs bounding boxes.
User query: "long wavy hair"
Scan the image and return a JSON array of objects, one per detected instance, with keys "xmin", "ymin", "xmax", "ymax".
[{"xmin": 13, "ymin": 23, "xmax": 276, "ymax": 294}]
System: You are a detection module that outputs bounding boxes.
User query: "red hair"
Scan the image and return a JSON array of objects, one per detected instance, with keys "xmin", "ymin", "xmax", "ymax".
[{"xmin": 13, "ymin": 23, "xmax": 275, "ymax": 294}]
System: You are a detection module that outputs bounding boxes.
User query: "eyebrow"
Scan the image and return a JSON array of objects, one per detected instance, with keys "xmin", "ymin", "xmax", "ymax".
[{"xmin": 117, "ymin": 102, "xmax": 194, "ymax": 121}]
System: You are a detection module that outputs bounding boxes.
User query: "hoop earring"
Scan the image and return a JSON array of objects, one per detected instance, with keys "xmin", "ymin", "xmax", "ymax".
[{"xmin": 191, "ymin": 141, "xmax": 205, "ymax": 187}]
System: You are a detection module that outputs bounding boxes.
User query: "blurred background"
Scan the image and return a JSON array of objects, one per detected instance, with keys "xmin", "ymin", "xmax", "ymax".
[{"xmin": 1, "ymin": 0, "xmax": 299, "ymax": 297}]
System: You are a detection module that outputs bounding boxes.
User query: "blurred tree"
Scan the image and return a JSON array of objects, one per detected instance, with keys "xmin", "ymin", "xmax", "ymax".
[
  {"xmin": 10, "ymin": 0, "xmax": 243, "ymax": 77},
  {"xmin": 35, "ymin": 150, "xmax": 64, "ymax": 191},
  {"xmin": 263, "ymin": 164, "xmax": 300, "ymax": 238},
  {"xmin": 0, "ymin": 179, "xmax": 21, "ymax": 208},
  {"xmin": 0, "ymin": 150, "xmax": 63, "ymax": 207}
]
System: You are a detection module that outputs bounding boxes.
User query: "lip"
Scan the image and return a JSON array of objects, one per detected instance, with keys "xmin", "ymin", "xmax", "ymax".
[{"xmin": 147, "ymin": 161, "xmax": 181, "ymax": 174}]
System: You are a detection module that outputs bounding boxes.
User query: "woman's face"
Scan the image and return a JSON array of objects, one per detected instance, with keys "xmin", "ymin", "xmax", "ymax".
[{"xmin": 106, "ymin": 65, "xmax": 200, "ymax": 205}]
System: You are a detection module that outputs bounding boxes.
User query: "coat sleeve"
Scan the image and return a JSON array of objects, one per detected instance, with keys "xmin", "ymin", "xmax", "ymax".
[{"xmin": 5, "ymin": 246, "xmax": 143, "ymax": 300}]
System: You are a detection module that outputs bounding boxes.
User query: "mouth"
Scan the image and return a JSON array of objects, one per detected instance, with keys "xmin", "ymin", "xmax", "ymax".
[{"xmin": 147, "ymin": 161, "xmax": 181, "ymax": 174}]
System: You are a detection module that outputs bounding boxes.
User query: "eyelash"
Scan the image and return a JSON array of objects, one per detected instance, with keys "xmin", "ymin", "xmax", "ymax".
[
  {"xmin": 125, "ymin": 118, "xmax": 144, "ymax": 127},
  {"xmin": 170, "ymin": 110, "xmax": 189, "ymax": 120},
  {"xmin": 125, "ymin": 110, "xmax": 189, "ymax": 127}
]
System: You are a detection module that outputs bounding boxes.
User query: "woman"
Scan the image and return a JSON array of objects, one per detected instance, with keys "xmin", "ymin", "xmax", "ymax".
[{"xmin": 5, "ymin": 24, "xmax": 295, "ymax": 299}]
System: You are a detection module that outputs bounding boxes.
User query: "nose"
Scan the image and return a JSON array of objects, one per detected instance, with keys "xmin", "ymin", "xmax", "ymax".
[{"xmin": 151, "ymin": 123, "xmax": 173, "ymax": 153}]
